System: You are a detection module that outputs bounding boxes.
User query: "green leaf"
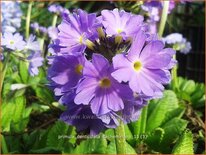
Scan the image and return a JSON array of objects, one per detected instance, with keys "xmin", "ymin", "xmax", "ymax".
[
  {"xmin": 145, "ymin": 128, "xmax": 165, "ymax": 151},
  {"xmin": 161, "ymin": 107, "xmax": 185, "ymax": 126},
  {"xmin": 146, "ymin": 90, "xmax": 178, "ymax": 132},
  {"xmin": 106, "ymin": 140, "xmax": 136, "ymax": 154},
  {"xmin": 181, "ymin": 80, "xmax": 196, "ymax": 95},
  {"xmin": 172, "ymin": 130, "xmax": 194, "ymax": 154},
  {"xmin": 124, "ymin": 125, "xmax": 134, "ymax": 144},
  {"xmin": 73, "ymin": 134, "xmax": 107, "ymax": 154},
  {"xmin": 2, "ymin": 102, "xmax": 15, "ymax": 132},
  {"xmin": 129, "ymin": 106, "xmax": 148, "ymax": 144},
  {"xmin": 12, "ymin": 96, "xmax": 25, "ymax": 123},
  {"xmin": 160, "ymin": 118, "xmax": 188, "ymax": 153},
  {"xmin": 11, "ymin": 96, "xmax": 32, "ymax": 132},
  {"xmin": 46, "ymin": 121, "xmax": 76, "ymax": 151},
  {"xmin": 35, "ymin": 86, "xmax": 54, "ymax": 104},
  {"xmin": 1, "ymin": 134, "xmax": 9, "ymax": 154},
  {"xmin": 19, "ymin": 61, "xmax": 29, "ymax": 83}
]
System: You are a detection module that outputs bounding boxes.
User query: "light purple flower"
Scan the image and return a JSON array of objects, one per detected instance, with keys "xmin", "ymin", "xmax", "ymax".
[
  {"xmin": 100, "ymin": 8, "xmax": 143, "ymax": 39},
  {"xmin": 48, "ymin": 54, "xmax": 86, "ymax": 104},
  {"xmin": 56, "ymin": 9, "xmax": 99, "ymax": 54},
  {"xmin": 48, "ymin": 26, "xmax": 58, "ymax": 40},
  {"xmin": 27, "ymin": 51, "xmax": 43, "ymax": 76},
  {"xmin": 112, "ymin": 30, "xmax": 175, "ymax": 98},
  {"xmin": 1, "ymin": 32, "xmax": 26, "ymax": 51},
  {"xmin": 1, "ymin": 1, "xmax": 22, "ymax": 33},
  {"xmin": 74, "ymin": 54, "xmax": 133, "ymax": 116},
  {"xmin": 25, "ymin": 35, "xmax": 40, "ymax": 51}
]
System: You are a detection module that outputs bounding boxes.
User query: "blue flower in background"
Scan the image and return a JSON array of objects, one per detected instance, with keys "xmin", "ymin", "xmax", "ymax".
[
  {"xmin": 1, "ymin": 1, "xmax": 22, "ymax": 33},
  {"xmin": 163, "ymin": 33, "xmax": 192, "ymax": 54}
]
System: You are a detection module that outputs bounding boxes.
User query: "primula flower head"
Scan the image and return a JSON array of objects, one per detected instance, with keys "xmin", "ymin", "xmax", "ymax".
[{"xmin": 47, "ymin": 8, "xmax": 176, "ymax": 135}]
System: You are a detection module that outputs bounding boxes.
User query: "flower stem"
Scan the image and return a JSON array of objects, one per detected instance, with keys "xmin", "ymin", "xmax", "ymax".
[
  {"xmin": 171, "ymin": 55, "xmax": 178, "ymax": 91},
  {"xmin": 26, "ymin": 1, "xmax": 33, "ymax": 39},
  {"xmin": 114, "ymin": 120, "xmax": 126, "ymax": 154},
  {"xmin": 158, "ymin": 1, "xmax": 170, "ymax": 37},
  {"xmin": 52, "ymin": 14, "xmax": 58, "ymax": 27}
]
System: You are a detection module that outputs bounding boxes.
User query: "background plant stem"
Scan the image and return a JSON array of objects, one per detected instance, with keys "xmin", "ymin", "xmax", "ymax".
[
  {"xmin": 52, "ymin": 14, "xmax": 58, "ymax": 27},
  {"xmin": 26, "ymin": 1, "xmax": 33, "ymax": 39},
  {"xmin": 158, "ymin": 1, "xmax": 178, "ymax": 91},
  {"xmin": 114, "ymin": 120, "xmax": 126, "ymax": 154},
  {"xmin": 158, "ymin": 1, "xmax": 170, "ymax": 37}
]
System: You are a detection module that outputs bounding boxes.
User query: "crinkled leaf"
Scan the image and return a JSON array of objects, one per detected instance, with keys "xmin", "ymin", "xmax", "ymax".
[
  {"xmin": 73, "ymin": 134, "xmax": 107, "ymax": 154},
  {"xmin": 46, "ymin": 121, "xmax": 76, "ymax": 151},
  {"xmin": 146, "ymin": 90, "xmax": 178, "ymax": 132},
  {"xmin": 172, "ymin": 130, "xmax": 194, "ymax": 154}
]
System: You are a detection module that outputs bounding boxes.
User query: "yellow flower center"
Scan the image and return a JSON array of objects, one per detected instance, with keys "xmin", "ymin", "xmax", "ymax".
[
  {"xmin": 75, "ymin": 64, "xmax": 83, "ymax": 75},
  {"xmin": 133, "ymin": 61, "xmax": 142, "ymax": 71},
  {"xmin": 117, "ymin": 28, "xmax": 123, "ymax": 34},
  {"xmin": 10, "ymin": 40, "xmax": 14, "ymax": 45},
  {"xmin": 99, "ymin": 77, "xmax": 111, "ymax": 88},
  {"xmin": 79, "ymin": 35, "xmax": 83, "ymax": 44}
]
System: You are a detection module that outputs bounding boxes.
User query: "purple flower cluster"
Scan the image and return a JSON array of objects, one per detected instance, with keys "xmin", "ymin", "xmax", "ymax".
[{"xmin": 48, "ymin": 9, "xmax": 176, "ymax": 135}]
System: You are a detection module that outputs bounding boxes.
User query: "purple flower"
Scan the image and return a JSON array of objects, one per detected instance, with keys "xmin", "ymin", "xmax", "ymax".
[
  {"xmin": 48, "ymin": 54, "xmax": 86, "ymax": 104},
  {"xmin": 60, "ymin": 103, "xmax": 105, "ymax": 136},
  {"xmin": 74, "ymin": 54, "xmax": 133, "ymax": 116},
  {"xmin": 56, "ymin": 9, "xmax": 99, "ymax": 54},
  {"xmin": 100, "ymin": 8, "xmax": 143, "ymax": 39},
  {"xmin": 1, "ymin": 32, "xmax": 26, "ymax": 51},
  {"xmin": 30, "ymin": 22, "xmax": 39, "ymax": 31},
  {"xmin": 27, "ymin": 51, "xmax": 43, "ymax": 76},
  {"xmin": 112, "ymin": 30, "xmax": 175, "ymax": 98},
  {"xmin": 25, "ymin": 35, "xmax": 40, "ymax": 51},
  {"xmin": 30, "ymin": 22, "xmax": 48, "ymax": 34}
]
